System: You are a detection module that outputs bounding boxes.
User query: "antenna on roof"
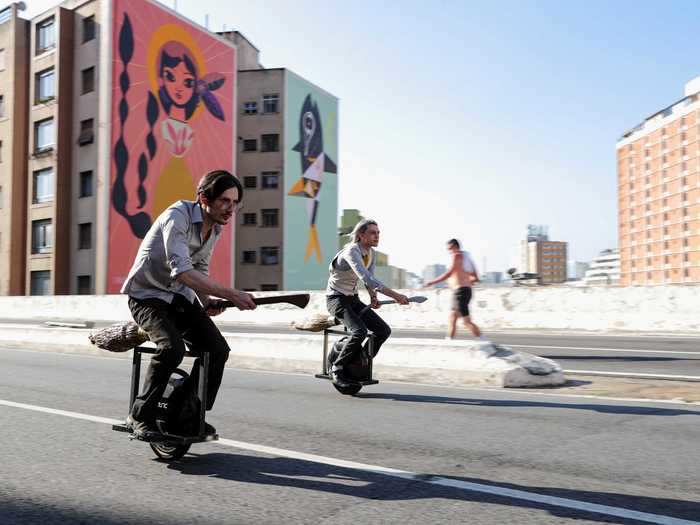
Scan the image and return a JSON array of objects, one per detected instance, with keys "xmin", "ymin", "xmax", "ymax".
[{"xmin": 205, "ymin": 13, "xmax": 209, "ymax": 30}]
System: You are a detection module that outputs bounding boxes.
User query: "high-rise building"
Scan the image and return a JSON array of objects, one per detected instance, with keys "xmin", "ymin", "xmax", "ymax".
[
  {"xmin": 519, "ymin": 224, "xmax": 567, "ymax": 284},
  {"xmin": 0, "ymin": 3, "xmax": 29, "ymax": 296},
  {"xmin": 617, "ymin": 76, "xmax": 700, "ymax": 285},
  {"xmin": 0, "ymin": 0, "xmax": 338, "ymax": 295}
]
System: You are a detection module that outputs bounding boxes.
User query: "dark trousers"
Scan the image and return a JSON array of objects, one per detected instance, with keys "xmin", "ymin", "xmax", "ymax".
[
  {"xmin": 326, "ymin": 294, "xmax": 391, "ymax": 367},
  {"xmin": 128, "ymin": 294, "xmax": 230, "ymax": 423}
]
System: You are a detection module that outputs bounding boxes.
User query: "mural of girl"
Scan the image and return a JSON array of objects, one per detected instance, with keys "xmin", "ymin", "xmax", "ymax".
[
  {"xmin": 112, "ymin": 17, "xmax": 227, "ymax": 238},
  {"xmin": 151, "ymin": 40, "xmax": 225, "ymax": 219},
  {"xmin": 109, "ymin": 0, "xmax": 235, "ymax": 292}
]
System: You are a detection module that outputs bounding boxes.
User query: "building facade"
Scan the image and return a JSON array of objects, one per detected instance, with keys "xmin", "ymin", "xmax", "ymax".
[
  {"xmin": 0, "ymin": 1, "xmax": 338, "ymax": 296},
  {"xmin": 234, "ymin": 60, "xmax": 339, "ymax": 291},
  {"xmin": 0, "ymin": 2, "xmax": 29, "ymax": 296},
  {"xmin": 617, "ymin": 76, "xmax": 700, "ymax": 285},
  {"xmin": 519, "ymin": 225, "xmax": 567, "ymax": 284},
  {"xmin": 583, "ymin": 248, "xmax": 620, "ymax": 286}
]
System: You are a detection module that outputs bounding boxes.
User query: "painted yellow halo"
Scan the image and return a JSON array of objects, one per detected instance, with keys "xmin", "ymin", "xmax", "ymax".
[{"xmin": 147, "ymin": 23, "xmax": 207, "ymax": 121}]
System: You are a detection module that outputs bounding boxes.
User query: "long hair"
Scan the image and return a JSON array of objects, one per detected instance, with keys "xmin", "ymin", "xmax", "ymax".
[{"xmin": 348, "ymin": 219, "xmax": 378, "ymax": 245}]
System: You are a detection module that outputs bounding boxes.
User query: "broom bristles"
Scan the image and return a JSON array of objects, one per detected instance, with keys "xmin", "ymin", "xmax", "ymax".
[
  {"xmin": 88, "ymin": 322, "xmax": 150, "ymax": 352},
  {"xmin": 291, "ymin": 314, "xmax": 339, "ymax": 332}
]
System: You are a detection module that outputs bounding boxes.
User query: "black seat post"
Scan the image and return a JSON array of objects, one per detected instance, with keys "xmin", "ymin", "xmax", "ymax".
[
  {"xmin": 198, "ymin": 352, "xmax": 210, "ymax": 436},
  {"xmin": 129, "ymin": 347, "xmax": 143, "ymax": 413}
]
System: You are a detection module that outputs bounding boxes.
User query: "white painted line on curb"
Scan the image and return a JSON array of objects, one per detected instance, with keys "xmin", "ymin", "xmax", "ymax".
[
  {"xmin": 1, "ymin": 398, "xmax": 698, "ymax": 525},
  {"xmin": 564, "ymin": 370, "xmax": 700, "ymax": 381},
  {"xmin": 508, "ymin": 344, "xmax": 700, "ymax": 356}
]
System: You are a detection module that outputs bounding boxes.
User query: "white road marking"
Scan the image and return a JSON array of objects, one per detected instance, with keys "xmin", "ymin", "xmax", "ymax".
[
  {"xmin": 563, "ymin": 370, "xmax": 700, "ymax": 381},
  {"xmin": 1, "ymin": 398, "xmax": 698, "ymax": 525},
  {"xmin": 508, "ymin": 344, "xmax": 700, "ymax": 356}
]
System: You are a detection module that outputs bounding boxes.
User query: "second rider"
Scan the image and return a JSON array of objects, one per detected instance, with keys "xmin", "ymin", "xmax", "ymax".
[{"xmin": 325, "ymin": 219, "xmax": 409, "ymax": 387}]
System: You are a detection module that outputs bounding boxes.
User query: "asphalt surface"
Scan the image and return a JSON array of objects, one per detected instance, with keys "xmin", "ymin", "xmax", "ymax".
[
  {"xmin": 223, "ymin": 323, "xmax": 700, "ymax": 379},
  {"xmin": 1, "ymin": 347, "xmax": 699, "ymax": 524}
]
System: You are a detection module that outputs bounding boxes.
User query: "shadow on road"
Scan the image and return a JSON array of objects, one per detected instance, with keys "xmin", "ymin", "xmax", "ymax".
[
  {"xmin": 166, "ymin": 452, "xmax": 700, "ymax": 524},
  {"xmin": 354, "ymin": 392, "xmax": 700, "ymax": 416}
]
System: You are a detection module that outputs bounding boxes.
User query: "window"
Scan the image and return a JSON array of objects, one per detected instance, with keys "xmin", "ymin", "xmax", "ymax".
[
  {"xmin": 35, "ymin": 118, "xmax": 54, "ymax": 152},
  {"xmin": 262, "ymin": 94, "xmax": 279, "ymax": 113},
  {"xmin": 0, "ymin": 95, "xmax": 4, "ymax": 118},
  {"xmin": 243, "ymin": 101, "xmax": 257, "ymax": 114},
  {"xmin": 36, "ymin": 17, "xmax": 56, "ymax": 55},
  {"xmin": 261, "ymin": 208, "xmax": 279, "ymax": 227},
  {"xmin": 0, "ymin": 185, "xmax": 3, "ymax": 209},
  {"xmin": 33, "ymin": 168, "xmax": 54, "ymax": 203},
  {"xmin": 78, "ymin": 222, "xmax": 92, "ymax": 249},
  {"xmin": 0, "ymin": 48, "xmax": 5, "ymax": 71},
  {"xmin": 242, "ymin": 212, "xmax": 257, "ymax": 226},
  {"xmin": 80, "ymin": 170, "xmax": 93, "ymax": 197},
  {"xmin": 243, "ymin": 176, "xmax": 257, "ymax": 189},
  {"xmin": 30, "ymin": 270, "xmax": 50, "ymax": 295},
  {"xmin": 36, "ymin": 68, "xmax": 55, "ymax": 102},
  {"xmin": 260, "ymin": 246, "xmax": 279, "ymax": 265},
  {"xmin": 242, "ymin": 250, "xmax": 256, "ymax": 264},
  {"xmin": 77, "ymin": 275, "xmax": 92, "ymax": 294},
  {"xmin": 31, "ymin": 219, "xmax": 52, "ymax": 254},
  {"xmin": 260, "ymin": 134, "xmax": 279, "ymax": 152},
  {"xmin": 81, "ymin": 67, "xmax": 95, "ymax": 94},
  {"xmin": 242, "ymin": 139, "xmax": 257, "ymax": 152},
  {"xmin": 82, "ymin": 15, "xmax": 96, "ymax": 43},
  {"xmin": 78, "ymin": 118, "xmax": 94, "ymax": 145},
  {"xmin": 261, "ymin": 172, "xmax": 279, "ymax": 189},
  {"xmin": 261, "ymin": 284, "xmax": 279, "ymax": 291}
]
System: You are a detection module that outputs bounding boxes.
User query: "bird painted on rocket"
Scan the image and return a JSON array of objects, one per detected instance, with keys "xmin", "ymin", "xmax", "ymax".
[{"xmin": 288, "ymin": 94, "xmax": 337, "ymax": 263}]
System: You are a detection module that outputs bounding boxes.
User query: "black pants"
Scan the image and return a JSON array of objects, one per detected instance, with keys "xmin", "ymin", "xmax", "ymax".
[
  {"xmin": 128, "ymin": 294, "xmax": 230, "ymax": 423},
  {"xmin": 326, "ymin": 294, "xmax": 391, "ymax": 368}
]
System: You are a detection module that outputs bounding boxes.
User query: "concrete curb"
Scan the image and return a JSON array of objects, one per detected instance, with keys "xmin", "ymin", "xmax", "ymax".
[{"xmin": 0, "ymin": 324, "xmax": 564, "ymax": 388}]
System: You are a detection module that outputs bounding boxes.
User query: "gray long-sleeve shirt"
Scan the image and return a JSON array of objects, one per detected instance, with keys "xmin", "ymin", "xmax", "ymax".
[
  {"xmin": 326, "ymin": 242, "xmax": 385, "ymax": 296},
  {"xmin": 120, "ymin": 200, "xmax": 222, "ymax": 304}
]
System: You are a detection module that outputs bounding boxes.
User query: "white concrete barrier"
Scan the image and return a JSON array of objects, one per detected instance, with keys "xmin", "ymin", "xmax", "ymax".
[
  {"xmin": 0, "ymin": 285, "xmax": 699, "ymax": 332},
  {"xmin": 0, "ymin": 324, "xmax": 564, "ymax": 388}
]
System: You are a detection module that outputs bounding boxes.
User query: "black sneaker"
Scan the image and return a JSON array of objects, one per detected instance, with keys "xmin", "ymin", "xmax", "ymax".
[{"xmin": 331, "ymin": 369, "xmax": 357, "ymax": 388}]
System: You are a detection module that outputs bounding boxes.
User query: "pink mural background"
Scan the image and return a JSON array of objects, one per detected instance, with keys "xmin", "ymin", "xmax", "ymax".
[{"xmin": 107, "ymin": 0, "xmax": 236, "ymax": 292}]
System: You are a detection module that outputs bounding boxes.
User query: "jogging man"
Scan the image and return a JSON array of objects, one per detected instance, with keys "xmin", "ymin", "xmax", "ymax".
[
  {"xmin": 121, "ymin": 170, "xmax": 256, "ymax": 439},
  {"xmin": 326, "ymin": 219, "xmax": 409, "ymax": 387},
  {"xmin": 426, "ymin": 238, "xmax": 482, "ymax": 339}
]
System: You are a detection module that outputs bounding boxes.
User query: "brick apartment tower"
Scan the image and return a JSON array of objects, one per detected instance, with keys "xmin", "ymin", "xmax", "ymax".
[{"xmin": 617, "ymin": 77, "xmax": 700, "ymax": 285}]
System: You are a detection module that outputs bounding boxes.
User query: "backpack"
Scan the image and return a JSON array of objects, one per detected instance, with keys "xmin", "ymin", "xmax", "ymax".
[{"xmin": 155, "ymin": 368, "xmax": 201, "ymax": 436}]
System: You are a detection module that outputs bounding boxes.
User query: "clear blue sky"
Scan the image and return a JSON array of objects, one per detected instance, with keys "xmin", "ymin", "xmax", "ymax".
[{"xmin": 27, "ymin": 0, "xmax": 700, "ymax": 275}]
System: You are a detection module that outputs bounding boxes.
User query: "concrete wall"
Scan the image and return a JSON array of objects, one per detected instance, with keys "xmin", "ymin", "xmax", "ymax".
[{"xmin": 1, "ymin": 285, "xmax": 699, "ymax": 333}]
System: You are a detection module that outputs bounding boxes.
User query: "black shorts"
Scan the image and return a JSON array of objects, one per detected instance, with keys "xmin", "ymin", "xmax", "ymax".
[{"xmin": 452, "ymin": 287, "xmax": 472, "ymax": 317}]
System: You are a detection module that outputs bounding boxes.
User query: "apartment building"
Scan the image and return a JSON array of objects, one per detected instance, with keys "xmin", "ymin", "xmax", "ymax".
[
  {"xmin": 617, "ymin": 77, "xmax": 700, "ymax": 285},
  {"xmin": 520, "ymin": 225, "xmax": 567, "ymax": 284},
  {"xmin": 230, "ymin": 33, "xmax": 338, "ymax": 291},
  {"xmin": 0, "ymin": 1, "xmax": 338, "ymax": 296},
  {"xmin": 0, "ymin": 3, "xmax": 29, "ymax": 295}
]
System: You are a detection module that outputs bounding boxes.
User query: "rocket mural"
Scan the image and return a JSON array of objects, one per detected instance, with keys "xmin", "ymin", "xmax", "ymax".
[{"xmin": 287, "ymin": 94, "xmax": 337, "ymax": 263}]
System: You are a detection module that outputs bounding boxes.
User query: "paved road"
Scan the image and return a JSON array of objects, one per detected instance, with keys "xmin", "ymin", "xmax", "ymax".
[
  {"xmin": 1, "ymin": 347, "xmax": 699, "ymax": 524},
  {"xmin": 218, "ymin": 323, "xmax": 700, "ymax": 379}
]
